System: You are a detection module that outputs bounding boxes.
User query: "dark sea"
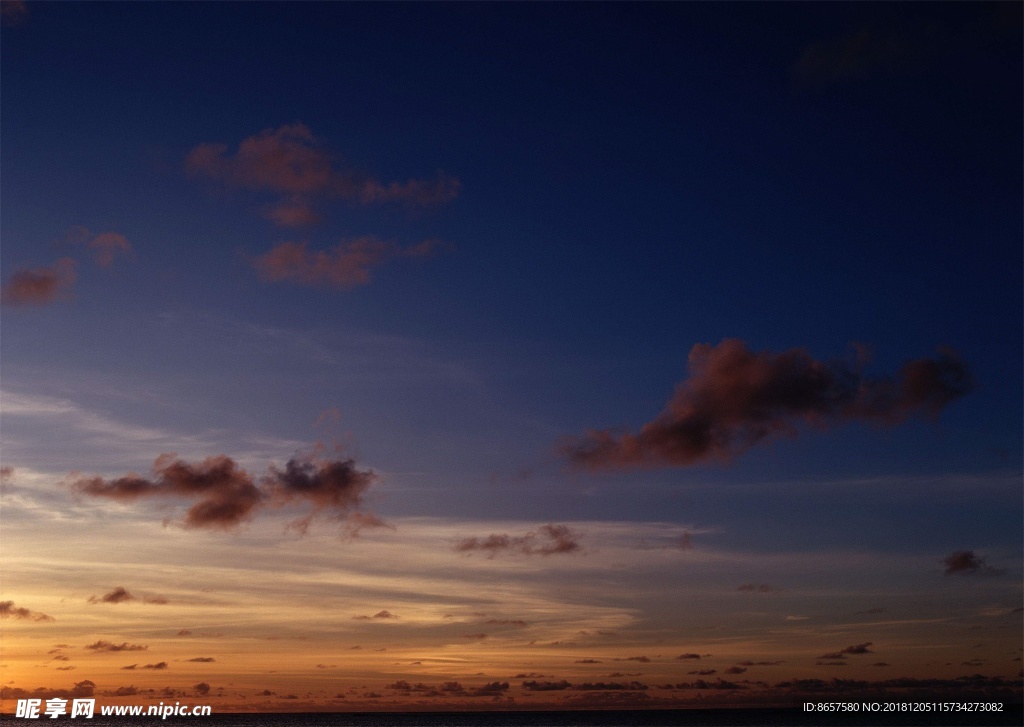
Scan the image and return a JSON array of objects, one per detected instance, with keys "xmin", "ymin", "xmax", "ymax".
[{"xmin": 4, "ymin": 709, "xmax": 1021, "ymax": 727}]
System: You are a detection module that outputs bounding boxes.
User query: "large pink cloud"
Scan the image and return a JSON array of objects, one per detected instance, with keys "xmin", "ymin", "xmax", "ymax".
[{"xmin": 562, "ymin": 339, "xmax": 972, "ymax": 471}]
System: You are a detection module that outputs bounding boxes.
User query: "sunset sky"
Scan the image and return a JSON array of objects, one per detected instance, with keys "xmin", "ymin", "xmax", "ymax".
[{"xmin": 1, "ymin": 1, "xmax": 1021, "ymax": 713}]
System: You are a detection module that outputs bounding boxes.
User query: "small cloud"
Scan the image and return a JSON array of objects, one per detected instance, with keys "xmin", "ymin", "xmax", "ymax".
[
  {"xmin": 185, "ymin": 657, "xmax": 215, "ymax": 663},
  {"xmin": 737, "ymin": 583, "xmax": 776, "ymax": 593},
  {"xmin": 675, "ymin": 653, "xmax": 701, "ymax": 660},
  {"xmin": 193, "ymin": 682, "xmax": 210, "ymax": 696},
  {"xmin": 353, "ymin": 610, "xmax": 397, "ymax": 621},
  {"xmin": 142, "ymin": 662, "xmax": 168, "ymax": 670},
  {"xmin": 89, "ymin": 587, "xmax": 134, "ymax": 604},
  {"xmin": 724, "ymin": 666, "xmax": 747, "ymax": 675},
  {"xmin": 176, "ymin": 630, "xmax": 192, "ymax": 636},
  {"xmin": 841, "ymin": 642, "xmax": 874, "ymax": 655},
  {"xmin": 463, "ymin": 633, "xmax": 488, "ymax": 640},
  {"xmin": 85, "ymin": 232, "xmax": 132, "ymax": 268},
  {"xmin": 1, "ymin": 258, "xmax": 76, "ymax": 307},
  {"xmin": 575, "ymin": 659, "xmax": 602, "ymax": 664}
]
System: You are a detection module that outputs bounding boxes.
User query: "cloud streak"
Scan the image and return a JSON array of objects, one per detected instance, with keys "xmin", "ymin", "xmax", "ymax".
[{"xmin": 563, "ymin": 340, "xmax": 972, "ymax": 471}]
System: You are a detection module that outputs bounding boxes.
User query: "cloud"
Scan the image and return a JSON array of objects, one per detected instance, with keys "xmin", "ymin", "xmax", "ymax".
[
  {"xmin": 485, "ymin": 619, "xmax": 528, "ymax": 627},
  {"xmin": 88, "ymin": 587, "xmax": 134, "ymax": 604},
  {"xmin": 194, "ymin": 682, "xmax": 210, "ymax": 696},
  {"xmin": 454, "ymin": 524, "xmax": 581, "ymax": 558},
  {"xmin": 353, "ymin": 610, "xmax": 397, "ymax": 621},
  {"xmin": 737, "ymin": 583, "xmax": 776, "ymax": 593},
  {"xmin": 841, "ymin": 642, "xmax": 874, "ymax": 655},
  {"xmin": 185, "ymin": 123, "xmax": 460, "ymax": 227},
  {"xmin": 71, "ymin": 454, "xmax": 263, "ymax": 530},
  {"xmin": 265, "ymin": 454, "xmax": 379, "ymax": 533},
  {"xmin": 85, "ymin": 641, "xmax": 147, "ymax": 652},
  {"xmin": 943, "ymin": 549, "xmax": 1003, "ymax": 575},
  {"xmin": 0, "ymin": 681, "xmax": 95, "ymax": 701},
  {"xmin": 562, "ymin": 340, "xmax": 971, "ymax": 471},
  {"xmin": 86, "ymin": 232, "xmax": 132, "ymax": 268},
  {"xmin": 724, "ymin": 666, "xmax": 747, "ymax": 675},
  {"xmin": 521, "ymin": 680, "xmax": 572, "ymax": 691},
  {"xmin": 69, "ymin": 451, "xmax": 380, "ymax": 533},
  {"xmin": 142, "ymin": 662, "xmax": 168, "ymax": 670},
  {"xmin": 0, "ymin": 600, "xmax": 55, "ymax": 622},
  {"xmin": 186, "ymin": 657, "xmax": 216, "ymax": 662},
  {"xmin": 252, "ymin": 237, "xmax": 444, "ymax": 289},
  {"xmin": 1, "ymin": 258, "xmax": 76, "ymax": 306}
]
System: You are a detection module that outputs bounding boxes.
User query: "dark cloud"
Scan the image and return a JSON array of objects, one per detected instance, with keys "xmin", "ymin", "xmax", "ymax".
[
  {"xmin": 0, "ymin": 600, "xmax": 55, "ymax": 622},
  {"xmin": 70, "ymin": 452, "xmax": 381, "ymax": 533},
  {"xmin": 85, "ymin": 641, "xmax": 147, "ymax": 652},
  {"xmin": 454, "ymin": 524, "xmax": 581, "ymax": 558},
  {"xmin": 575, "ymin": 659, "xmax": 601, "ymax": 664},
  {"xmin": 614, "ymin": 656, "xmax": 650, "ymax": 663},
  {"xmin": 1, "ymin": 258, "xmax": 76, "ymax": 307},
  {"xmin": 186, "ymin": 657, "xmax": 216, "ymax": 662},
  {"xmin": 89, "ymin": 587, "xmax": 134, "ymax": 604},
  {"xmin": 142, "ymin": 662, "xmax": 168, "ymax": 670},
  {"xmin": 185, "ymin": 124, "xmax": 460, "ymax": 228},
  {"xmin": 943, "ymin": 549, "xmax": 1003, "ymax": 575},
  {"xmin": 687, "ymin": 670, "xmax": 717, "ymax": 676},
  {"xmin": 724, "ymin": 666, "xmax": 747, "ymax": 675},
  {"xmin": 676, "ymin": 653, "xmax": 702, "ymax": 660},
  {"xmin": 736, "ymin": 661, "xmax": 784, "ymax": 666},
  {"xmin": 111, "ymin": 686, "xmax": 139, "ymax": 696},
  {"xmin": 737, "ymin": 583, "xmax": 776, "ymax": 593},
  {"xmin": 522, "ymin": 680, "xmax": 572, "ymax": 691},
  {"xmin": 264, "ymin": 455, "xmax": 379, "ymax": 533},
  {"xmin": 841, "ymin": 642, "xmax": 874, "ymax": 655},
  {"xmin": 353, "ymin": 610, "xmax": 397, "ymax": 621},
  {"xmin": 253, "ymin": 238, "xmax": 445, "ymax": 290},
  {"xmin": 194, "ymin": 682, "xmax": 211, "ymax": 696},
  {"xmin": 562, "ymin": 340, "xmax": 971, "ymax": 471},
  {"xmin": 470, "ymin": 681, "xmax": 509, "ymax": 697},
  {"xmin": 575, "ymin": 681, "xmax": 648, "ymax": 691}
]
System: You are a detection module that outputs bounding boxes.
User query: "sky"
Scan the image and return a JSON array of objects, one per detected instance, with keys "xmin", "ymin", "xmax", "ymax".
[{"xmin": 1, "ymin": 0, "xmax": 1021, "ymax": 713}]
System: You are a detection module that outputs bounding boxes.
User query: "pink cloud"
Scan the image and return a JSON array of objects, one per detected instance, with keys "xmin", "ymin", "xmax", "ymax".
[
  {"xmin": 1, "ymin": 258, "xmax": 76, "ymax": 306},
  {"xmin": 87, "ymin": 232, "xmax": 132, "ymax": 267}
]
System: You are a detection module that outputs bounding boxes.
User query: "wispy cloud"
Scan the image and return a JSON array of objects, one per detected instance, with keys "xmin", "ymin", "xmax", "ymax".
[
  {"xmin": 185, "ymin": 123, "xmax": 460, "ymax": 227},
  {"xmin": 252, "ymin": 237, "xmax": 444, "ymax": 289},
  {"xmin": 562, "ymin": 340, "xmax": 971, "ymax": 471}
]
